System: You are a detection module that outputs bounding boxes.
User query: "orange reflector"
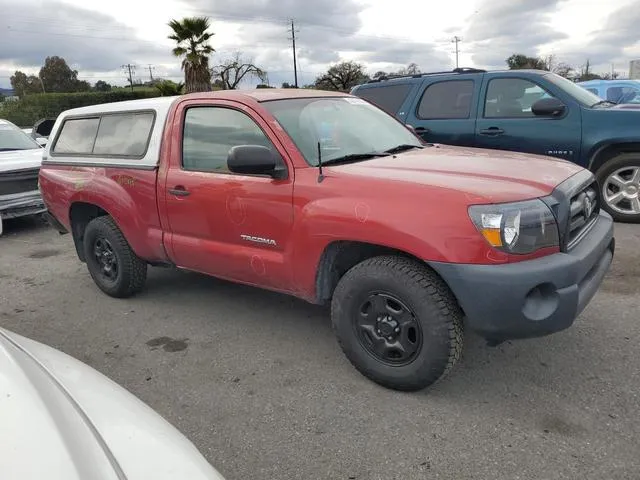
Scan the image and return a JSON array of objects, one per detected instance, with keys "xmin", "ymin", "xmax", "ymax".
[{"xmin": 480, "ymin": 228, "xmax": 503, "ymax": 247}]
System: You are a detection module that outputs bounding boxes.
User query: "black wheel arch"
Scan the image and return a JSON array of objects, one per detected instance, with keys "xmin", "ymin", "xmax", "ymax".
[
  {"xmin": 314, "ymin": 240, "xmax": 465, "ymax": 315},
  {"xmin": 69, "ymin": 202, "xmax": 110, "ymax": 262},
  {"xmin": 588, "ymin": 142, "xmax": 640, "ymax": 174}
]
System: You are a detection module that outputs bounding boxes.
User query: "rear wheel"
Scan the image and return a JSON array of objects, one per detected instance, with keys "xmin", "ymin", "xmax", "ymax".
[
  {"xmin": 331, "ymin": 255, "xmax": 464, "ymax": 391},
  {"xmin": 83, "ymin": 216, "xmax": 147, "ymax": 298},
  {"xmin": 596, "ymin": 153, "xmax": 640, "ymax": 223}
]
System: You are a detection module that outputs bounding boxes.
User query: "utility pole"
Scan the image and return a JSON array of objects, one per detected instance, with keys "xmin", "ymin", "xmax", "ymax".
[
  {"xmin": 147, "ymin": 64, "xmax": 155, "ymax": 82},
  {"xmin": 288, "ymin": 19, "xmax": 299, "ymax": 88},
  {"xmin": 452, "ymin": 36, "xmax": 462, "ymax": 69},
  {"xmin": 122, "ymin": 64, "xmax": 135, "ymax": 92}
]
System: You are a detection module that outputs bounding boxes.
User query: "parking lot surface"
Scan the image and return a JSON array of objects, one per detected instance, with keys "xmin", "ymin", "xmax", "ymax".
[{"xmin": 1, "ymin": 217, "xmax": 639, "ymax": 480}]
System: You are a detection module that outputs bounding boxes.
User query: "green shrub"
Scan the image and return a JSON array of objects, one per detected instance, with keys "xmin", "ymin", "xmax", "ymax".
[{"xmin": 0, "ymin": 90, "xmax": 162, "ymax": 127}]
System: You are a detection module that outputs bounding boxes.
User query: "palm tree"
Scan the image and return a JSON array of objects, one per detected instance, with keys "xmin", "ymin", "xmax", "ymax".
[
  {"xmin": 168, "ymin": 16, "xmax": 214, "ymax": 93},
  {"xmin": 154, "ymin": 80, "xmax": 184, "ymax": 96}
]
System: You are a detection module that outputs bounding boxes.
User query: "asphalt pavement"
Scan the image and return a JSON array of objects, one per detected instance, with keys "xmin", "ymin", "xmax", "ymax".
[{"xmin": 1, "ymin": 216, "xmax": 639, "ymax": 480}]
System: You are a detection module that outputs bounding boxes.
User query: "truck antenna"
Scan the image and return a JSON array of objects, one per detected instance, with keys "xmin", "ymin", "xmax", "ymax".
[{"xmin": 317, "ymin": 141, "xmax": 325, "ymax": 183}]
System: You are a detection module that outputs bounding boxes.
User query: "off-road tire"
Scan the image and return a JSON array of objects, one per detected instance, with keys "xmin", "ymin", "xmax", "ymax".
[
  {"xmin": 83, "ymin": 216, "xmax": 147, "ymax": 298},
  {"xmin": 595, "ymin": 153, "xmax": 640, "ymax": 223},
  {"xmin": 331, "ymin": 255, "xmax": 464, "ymax": 391}
]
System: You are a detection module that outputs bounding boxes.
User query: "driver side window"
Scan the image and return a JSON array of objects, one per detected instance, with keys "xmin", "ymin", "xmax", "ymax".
[
  {"xmin": 182, "ymin": 106, "xmax": 279, "ymax": 173},
  {"xmin": 484, "ymin": 78, "xmax": 557, "ymax": 118}
]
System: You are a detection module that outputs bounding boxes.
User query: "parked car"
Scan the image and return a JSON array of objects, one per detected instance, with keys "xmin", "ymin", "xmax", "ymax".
[
  {"xmin": 351, "ymin": 68, "xmax": 640, "ymax": 223},
  {"xmin": 21, "ymin": 128, "xmax": 48, "ymax": 147},
  {"xmin": 577, "ymin": 78, "xmax": 640, "ymax": 105},
  {"xmin": 0, "ymin": 327, "xmax": 225, "ymax": 479},
  {"xmin": 0, "ymin": 118, "xmax": 46, "ymax": 235},
  {"xmin": 38, "ymin": 91, "xmax": 614, "ymax": 392}
]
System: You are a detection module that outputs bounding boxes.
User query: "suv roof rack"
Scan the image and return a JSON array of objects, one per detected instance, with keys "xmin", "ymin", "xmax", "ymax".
[{"xmin": 366, "ymin": 67, "xmax": 487, "ymax": 83}]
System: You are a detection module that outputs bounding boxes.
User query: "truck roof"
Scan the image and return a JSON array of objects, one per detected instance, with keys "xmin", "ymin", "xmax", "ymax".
[{"xmin": 58, "ymin": 89, "xmax": 351, "ymax": 118}]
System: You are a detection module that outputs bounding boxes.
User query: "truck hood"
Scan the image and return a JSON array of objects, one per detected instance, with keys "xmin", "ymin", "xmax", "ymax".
[
  {"xmin": 0, "ymin": 328, "xmax": 225, "ymax": 480},
  {"xmin": 328, "ymin": 144, "xmax": 584, "ymax": 202},
  {"xmin": 0, "ymin": 148, "xmax": 43, "ymax": 174}
]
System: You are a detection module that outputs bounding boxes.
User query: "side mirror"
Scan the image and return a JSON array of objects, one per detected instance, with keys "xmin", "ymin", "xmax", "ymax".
[
  {"xmin": 227, "ymin": 145, "xmax": 286, "ymax": 179},
  {"xmin": 532, "ymin": 97, "xmax": 566, "ymax": 117}
]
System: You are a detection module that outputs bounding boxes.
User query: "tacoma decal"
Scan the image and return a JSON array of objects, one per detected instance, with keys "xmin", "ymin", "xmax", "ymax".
[{"xmin": 240, "ymin": 234, "xmax": 277, "ymax": 246}]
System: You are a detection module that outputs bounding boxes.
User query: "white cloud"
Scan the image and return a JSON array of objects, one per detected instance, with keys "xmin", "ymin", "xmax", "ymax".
[{"xmin": 1, "ymin": 0, "xmax": 638, "ymax": 88}]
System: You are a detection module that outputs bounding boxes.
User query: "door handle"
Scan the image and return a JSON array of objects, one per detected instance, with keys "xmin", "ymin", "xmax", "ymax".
[
  {"xmin": 168, "ymin": 186, "xmax": 190, "ymax": 197},
  {"xmin": 414, "ymin": 127, "xmax": 430, "ymax": 134},
  {"xmin": 479, "ymin": 127, "xmax": 505, "ymax": 136}
]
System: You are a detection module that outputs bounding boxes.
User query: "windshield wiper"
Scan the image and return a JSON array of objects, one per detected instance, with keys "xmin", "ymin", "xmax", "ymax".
[
  {"xmin": 592, "ymin": 100, "xmax": 616, "ymax": 108},
  {"xmin": 384, "ymin": 144, "xmax": 424, "ymax": 154},
  {"xmin": 320, "ymin": 152, "xmax": 390, "ymax": 167}
]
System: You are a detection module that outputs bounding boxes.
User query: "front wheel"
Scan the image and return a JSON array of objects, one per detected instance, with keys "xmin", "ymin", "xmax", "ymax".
[
  {"xmin": 83, "ymin": 216, "xmax": 147, "ymax": 298},
  {"xmin": 331, "ymin": 255, "xmax": 464, "ymax": 391},
  {"xmin": 596, "ymin": 153, "xmax": 640, "ymax": 223}
]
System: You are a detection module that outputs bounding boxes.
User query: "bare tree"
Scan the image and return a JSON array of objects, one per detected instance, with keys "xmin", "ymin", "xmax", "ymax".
[{"xmin": 212, "ymin": 53, "xmax": 266, "ymax": 90}]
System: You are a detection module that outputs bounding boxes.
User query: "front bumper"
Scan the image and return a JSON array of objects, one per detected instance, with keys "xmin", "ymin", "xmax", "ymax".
[
  {"xmin": 430, "ymin": 211, "xmax": 615, "ymax": 341},
  {"xmin": 0, "ymin": 190, "xmax": 46, "ymax": 220}
]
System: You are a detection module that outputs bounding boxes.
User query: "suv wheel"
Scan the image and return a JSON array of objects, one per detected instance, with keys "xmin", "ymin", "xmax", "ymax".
[
  {"xmin": 596, "ymin": 153, "xmax": 640, "ymax": 223},
  {"xmin": 83, "ymin": 216, "xmax": 147, "ymax": 298},
  {"xmin": 331, "ymin": 255, "xmax": 464, "ymax": 391}
]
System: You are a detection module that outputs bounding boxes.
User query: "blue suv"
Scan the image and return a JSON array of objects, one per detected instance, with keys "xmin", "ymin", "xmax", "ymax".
[
  {"xmin": 351, "ymin": 68, "xmax": 640, "ymax": 223},
  {"xmin": 577, "ymin": 79, "xmax": 640, "ymax": 105}
]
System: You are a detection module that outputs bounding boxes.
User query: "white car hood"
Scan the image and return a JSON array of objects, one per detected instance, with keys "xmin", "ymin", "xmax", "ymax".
[
  {"xmin": 0, "ymin": 148, "xmax": 43, "ymax": 174},
  {"xmin": 0, "ymin": 329, "xmax": 225, "ymax": 480}
]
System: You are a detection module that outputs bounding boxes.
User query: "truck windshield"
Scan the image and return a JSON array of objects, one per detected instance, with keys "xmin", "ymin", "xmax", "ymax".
[
  {"xmin": 544, "ymin": 73, "xmax": 605, "ymax": 107},
  {"xmin": 262, "ymin": 96, "xmax": 423, "ymax": 166},
  {"xmin": 0, "ymin": 124, "xmax": 41, "ymax": 152}
]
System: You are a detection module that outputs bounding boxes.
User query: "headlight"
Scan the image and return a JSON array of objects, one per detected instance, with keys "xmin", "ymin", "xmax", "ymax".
[{"xmin": 468, "ymin": 199, "xmax": 559, "ymax": 254}]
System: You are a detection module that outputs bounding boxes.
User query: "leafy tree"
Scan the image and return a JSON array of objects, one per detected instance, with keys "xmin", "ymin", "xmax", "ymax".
[
  {"xmin": 168, "ymin": 16, "xmax": 215, "ymax": 93},
  {"xmin": 506, "ymin": 54, "xmax": 549, "ymax": 70},
  {"xmin": 154, "ymin": 79, "xmax": 184, "ymax": 96},
  {"xmin": 39, "ymin": 56, "xmax": 90, "ymax": 92},
  {"xmin": 314, "ymin": 61, "xmax": 370, "ymax": 91},
  {"xmin": 10, "ymin": 71, "xmax": 43, "ymax": 97},
  {"xmin": 281, "ymin": 82, "xmax": 295, "ymax": 88},
  {"xmin": 94, "ymin": 80, "xmax": 112, "ymax": 92},
  {"xmin": 212, "ymin": 53, "xmax": 266, "ymax": 90}
]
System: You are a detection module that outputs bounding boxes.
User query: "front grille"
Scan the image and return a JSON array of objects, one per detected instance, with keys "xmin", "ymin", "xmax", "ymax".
[
  {"xmin": 0, "ymin": 168, "xmax": 40, "ymax": 196},
  {"xmin": 566, "ymin": 180, "xmax": 599, "ymax": 249}
]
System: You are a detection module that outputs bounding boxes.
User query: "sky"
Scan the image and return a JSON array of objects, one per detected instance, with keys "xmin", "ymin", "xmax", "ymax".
[{"xmin": 1, "ymin": 0, "xmax": 639, "ymax": 90}]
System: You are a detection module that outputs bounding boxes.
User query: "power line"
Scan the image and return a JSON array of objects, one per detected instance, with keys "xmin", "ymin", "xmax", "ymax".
[
  {"xmin": 288, "ymin": 19, "xmax": 300, "ymax": 88},
  {"xmin": 4, "ymin": 13, "xmax": 443, "ymax": 46}
]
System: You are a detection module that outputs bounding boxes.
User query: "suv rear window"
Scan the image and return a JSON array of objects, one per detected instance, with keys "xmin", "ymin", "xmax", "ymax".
[
  {"xmin": 354, "ymin": 84, "xmax": 412, "ymax": 114},
  {"xmin": 53, "ymin": 111, "xmax": 154, "ymax": 157},
  {"xmin": 417, "ymin": 80, "xmax": 474, "ymax": 119}
]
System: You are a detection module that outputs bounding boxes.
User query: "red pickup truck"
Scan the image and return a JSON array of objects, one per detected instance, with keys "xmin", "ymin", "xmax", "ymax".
[{"xmin": 38, "ymin": 89, "xmax": 615, "ymax": 391}]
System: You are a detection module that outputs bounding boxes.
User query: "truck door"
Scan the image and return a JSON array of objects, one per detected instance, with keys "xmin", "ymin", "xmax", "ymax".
[
  {"xmin": 159, "ymin": 99, "xmax": 295, "ymax": 292},
  {"xmin": 474, "ymin": 75, "xmax": 582, "ymax": 162},
  {"xmin": 403, "ymin": 76, "xmax": 480, "ymax": 146}
]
